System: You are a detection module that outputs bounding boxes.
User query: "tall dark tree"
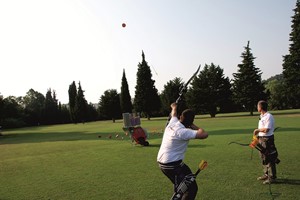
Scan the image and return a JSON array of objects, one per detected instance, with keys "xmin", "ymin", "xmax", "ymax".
[
  {"xmin": 57, "ymin": 102, "xmax": 71, "ymax": 124},
  {"xmin": 68, "ymin": 81, "xmax": 77, "ymax": 123},
  {"xmin": 187, "ymin": 63, "xmax": 233, "ymax": 117},
  {"xmin": 86, "ymin": 103, "xmax": 98, "ymax": 122},
  {"xmin": 282, "ymin": 0, "xmax": 300, "ymax": 108},
  {"xmin": 74, "ymin": 82, "xmax": 88, "ymax": 123},
  {"xmin": 0, "ymin": 94, "xmax": 4, "ymax": 125},
  {"xmin": 120, "ymin": 69, "xmax": 133, "ymax": 113},
  {"xmin": 134, "ymin": 51, "xmax": 161, "ymax": 119},
  {"xmin": 232, "ymin": 41, "xmax": 265, "ymax": 115},
  {"xmin": 98, "ymin": 89, "xmax": 121, "ymax": 122},
  {"xmin": 23, "ymin": 89, "xmax": 45, "ymax": 126},
  {"xmin": 43, "ymin": 89, "xmax": 58, "ymax": 124},
  {"xmin": 160, "ymin": 77, "xmax": 184, "ymax": 116}
]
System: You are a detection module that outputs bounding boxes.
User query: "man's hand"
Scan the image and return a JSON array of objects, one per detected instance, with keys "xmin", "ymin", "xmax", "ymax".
[
  {"xmin": 170, "ymin": 103, "xmax": 177, "ymax": 117},
  {"xmin": 253, "ymin": 129, "xmax": 260, "ymax": 136},
  {"xmin": 195, "ymin": 128, "xmax": 208, "ymax": 139},
  {"xmin": 253, "ymin": 128, "xmax": 269, "ymax": 136},
  {"xmin": 170, "ymin": 103, "xmax": 177, "ymax": 110}
]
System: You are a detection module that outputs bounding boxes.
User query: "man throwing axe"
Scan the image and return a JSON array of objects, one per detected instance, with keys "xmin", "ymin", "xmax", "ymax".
[{"xmin": 157, "ymin": 103, "xmax": 208, "ymax": 199}]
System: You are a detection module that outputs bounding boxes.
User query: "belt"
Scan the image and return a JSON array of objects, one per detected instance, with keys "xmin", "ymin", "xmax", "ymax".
[
  {"xmin": 158, "ymin": 160, "xmax": 184, "ymax": 170},
  {"xmin": 258, "ymin": 135, "xmax": 274, "ymax": 139},
  {"xmin": 158, "ymin": 160, "xmax": 182, "ymax": 166}
]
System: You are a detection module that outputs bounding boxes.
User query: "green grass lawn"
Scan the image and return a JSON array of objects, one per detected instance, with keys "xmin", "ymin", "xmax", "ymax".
[{"xmin": 0, "ymin": 110, "xmax": 299, "ymax": 200}]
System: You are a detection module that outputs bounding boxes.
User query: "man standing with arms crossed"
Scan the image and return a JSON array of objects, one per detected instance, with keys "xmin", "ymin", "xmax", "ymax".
[
  {"xmin": 157, "ymin": 103, "xmax": 208, "ymax": 200},
  {"xmin": 253, "ymin": 100, "xmax": 280, "ymax": 184}
]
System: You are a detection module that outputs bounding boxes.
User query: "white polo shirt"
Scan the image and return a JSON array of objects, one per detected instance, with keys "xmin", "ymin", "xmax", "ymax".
[
  {"xmin": 258, "ymin": 112, "xmax": 275, "ymax": 137},
  {"xmin": 157, "ymin": 117, "xmax": 197, "ymax": 164}
]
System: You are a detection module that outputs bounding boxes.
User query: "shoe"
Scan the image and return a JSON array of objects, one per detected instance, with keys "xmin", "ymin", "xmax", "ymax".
[
  {"xmin": 263, "ymin": 178, "xmax": 275, "ymax": 184},
  {"xmin": 257, "ymin": 175, "xmax": 268, "ymax": 181}
]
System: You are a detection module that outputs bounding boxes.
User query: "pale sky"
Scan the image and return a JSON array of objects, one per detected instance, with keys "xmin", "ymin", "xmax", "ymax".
[{"xmin": 0, "ymin": 0, "xmax": 296, "ymax": 104}]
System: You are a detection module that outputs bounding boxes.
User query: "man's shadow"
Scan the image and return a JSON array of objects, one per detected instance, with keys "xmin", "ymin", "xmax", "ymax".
[
  {"xmin": 259, "ymin": 179, "xmax": 300, "ymax": 199},
  {"xmin": 273, "ymin": 178, "xmax": 300, "ymax": 185}
]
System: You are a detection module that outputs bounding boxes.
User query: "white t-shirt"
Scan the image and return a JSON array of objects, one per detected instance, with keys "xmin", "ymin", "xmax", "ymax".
[
  {"xmin": 258, "ymin": 112, "xmax": 275, "ymax": 137},
  {"xmin": 157, "ymin": 117, "xmax": 197, "ymax": 164}
]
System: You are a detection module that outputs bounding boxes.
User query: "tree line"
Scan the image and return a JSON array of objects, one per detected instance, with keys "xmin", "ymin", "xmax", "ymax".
[{"xmin": 0, "ymin": 1, "xmax": 299, "ymax": 128}]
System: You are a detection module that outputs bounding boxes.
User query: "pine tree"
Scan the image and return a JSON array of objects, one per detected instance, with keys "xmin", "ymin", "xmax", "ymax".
[
  {"xmin": 187, "ymin": 63, "xmax": 233, "ymax": 117},
  {"xmin": 74, "ymin": 82, "xmax": 88, "ymax": 123},
  {"xmin": 68, "ymin": 81, "xmax": 77, "ymax": 123},
  {"xmin": 160, "ymin": 77, "xmax": 184, "ymax": 116},
  {"xmin": 134, "ymin": 51, "xmax": 161, "ymax": 119},
  {"xmin": 282, "ymin": 0, "xmax": 300, "ymax": 108},
  {"xmin": 232, "ymin": 41, "xmax": 265, "ymax": 115},
  {"xmin": 120, "ymin": 69, "xmax": 133, "ymax": 113}
]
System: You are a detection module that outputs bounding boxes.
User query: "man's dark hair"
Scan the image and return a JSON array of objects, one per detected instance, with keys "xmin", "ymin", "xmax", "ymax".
[
  {"xmin": 258, "ymin": 100, "xmax": 268, "ymax": 111},
  {"xmin": 180, "ymin": 109, "xmax": 195, "ymax": 128}
]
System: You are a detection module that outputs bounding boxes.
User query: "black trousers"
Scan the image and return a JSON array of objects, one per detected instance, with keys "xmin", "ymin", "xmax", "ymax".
[
  {"xmin": 258, "ymin": 135, "xmax": 278, "ymax": 179},
  {"xmin": 159, "ymin": 161, "xmax": 198, "ymax": 200}
]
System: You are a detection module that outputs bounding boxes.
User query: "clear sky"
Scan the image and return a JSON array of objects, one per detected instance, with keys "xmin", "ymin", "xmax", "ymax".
[{"xmin": 0, "ymin": 0, "xmax": 296, "ymax": 104}]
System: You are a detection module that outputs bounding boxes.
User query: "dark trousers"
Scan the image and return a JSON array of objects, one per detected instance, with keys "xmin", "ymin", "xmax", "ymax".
[
  {"xmin": 159, "ymin": 161, "xmax": 198, "ymax": 200},
  {"xmin": 258, "ymin": 135, "xmax": 278, "ymax": 179}
]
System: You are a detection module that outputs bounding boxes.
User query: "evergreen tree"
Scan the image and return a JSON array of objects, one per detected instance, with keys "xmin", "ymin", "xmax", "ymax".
[
  {"xmin": 74, "ymin": 82, "xmax": 88, "ymax": 123},
  {"xmin": 86, "ymin": 103, "xmax": 98, "ymax": 122},
  {"xmin": 59, "ymin": 104, "xmax": 72, "ymax": 124},
  {"xmin": 160, "ymin": 77, "xmax": 184, "ymax": 116},
  {"xmin": 68, "ymin": 81, "xmax": 77, "ymax": 123},
  {"xmin": 0, "ymin": 94, "xmax": 4, "ymax": 125},
  {"xmin": 232, "ymin": 41, "xmax": 265, "ymax": 115},
  {"xmin": 43, "ymin": 89, "xmax": 58, "ymax": 124},
  {"xmin": 98, "ymin": 89, "xmax": 121, "ymax": 122},
  {"xmin": 134, "ymin": 51, "xmax": 161, "ymax": 119},
  {"xmin": 282, "ymin": 0, "xmax": 300, "ymax": 108},
  {"xmin": 187, "ymin": 63, "xmax": 233, "ymax": 117},
  {"xmin": 120, "ymin": 69, "xmax": 133, "ymax": 113}
]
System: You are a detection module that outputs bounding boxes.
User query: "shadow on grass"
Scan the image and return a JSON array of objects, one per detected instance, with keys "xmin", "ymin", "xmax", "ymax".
[
  {"xmin": 275, "ymin": 127, "xmax": 300, "ymax": 133},
  {"xmin": 259, "ymin": 192, "xmax": 281, "ymax": 200},
  {"xmin": 209, "ymin": 127, "xmax": 300, "ymax": 136},
  {"xmin": 259, "ymin": 178, "xmax": 300, "ymax": 200},
  {"xmin": 272, "ymin": 110, "xmax": 300, "ymax": 116},
  {"xmin": 1, "ymin": 127, "xmax": 299, "ymax": 145},
  {"xmin": 0, "ymin": 131, "xmax": 127, "ymax": 145},
  {"xmin": 209, "ymin": 128, "xmax": 253, "ymax": 135},
  {"xmin": 274, "ymin": 178, "xmax": 300, "ymax": 185}
]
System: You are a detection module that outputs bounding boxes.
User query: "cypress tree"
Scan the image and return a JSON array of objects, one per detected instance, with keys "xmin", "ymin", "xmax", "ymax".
[
  {"xmin": 68, "ymin": 81, "xmax": 77, "ymax": 123},
  {"xmin": 120, "ymin": 69, "xmax": 133, "ymax": 113},
  {"xmin": 134, "ymin": 51, "xmax": 161, "ymax": 119},
  {"xmin": 74, "ymin": 82, "xmax": 88, "ymax": 123},
  {"xmin": 43, "ymin": 89, "xmax": 58, "ymax": 124}
]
